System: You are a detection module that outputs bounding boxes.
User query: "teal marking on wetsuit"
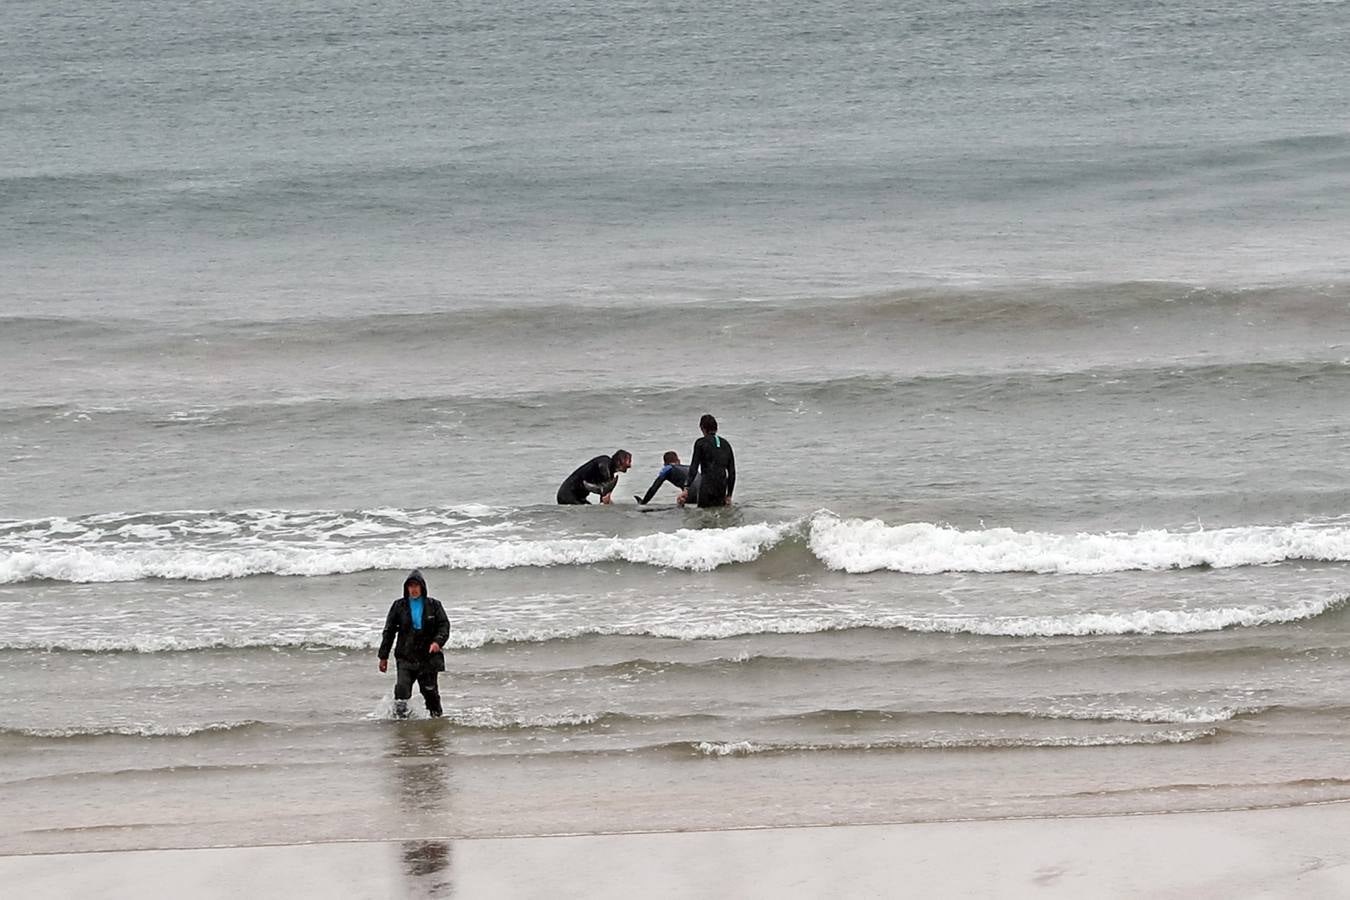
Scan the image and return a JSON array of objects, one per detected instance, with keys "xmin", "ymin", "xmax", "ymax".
[{"xmin": 410, "ymin": 597, "xmax": 424, "ymax": 629}]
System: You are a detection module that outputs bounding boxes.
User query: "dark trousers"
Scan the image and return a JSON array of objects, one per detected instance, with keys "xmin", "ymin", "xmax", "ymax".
[{"xmin": 395, "ymin": 662, "xmax": 442, "ymax": 715}]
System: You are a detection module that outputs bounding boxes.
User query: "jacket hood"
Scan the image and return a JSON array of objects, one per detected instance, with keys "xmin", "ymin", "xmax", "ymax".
[{"xmin": 403, "ymin": 569, "xmax": 428, "ymax": 598}]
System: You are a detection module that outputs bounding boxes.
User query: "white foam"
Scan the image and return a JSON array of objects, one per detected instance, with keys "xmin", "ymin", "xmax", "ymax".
[
  {"xmin": 878, "ymin": 595, "xmax": 1343, "ymax": 636},
  {"xmin": 445, "ymin": 708, "xmax": 605, "ymax": 729},
  {"xmin": 2, "ymin": 721, "xmax": 259, "ymax": 739},
  {"xmin": 695, "ymin": 740, "xmax": 758, "ymax": 756},
  {"xmin": 1037, "ymin": 703, "xmax": 1256, "ymax": 724},
  {"xmin": 1, "ymin": 632, "xmax": 376, "ymax": 653},
  {"xmin": 0, "ymin": 520, "xmax": 794, "ymax": 583},
  {"xmin": 690, "ymin": 729, "xmax": 1216, "ymax": 755},
  {"xmin": 809, "ymin": 515, "xmax": 1350, "ymax": 574}
]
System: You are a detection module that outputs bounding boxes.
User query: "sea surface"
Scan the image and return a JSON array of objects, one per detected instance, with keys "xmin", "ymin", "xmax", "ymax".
[{"xmin": 3, "ymin": 0, "xmax": 1350, "ymax": 866}]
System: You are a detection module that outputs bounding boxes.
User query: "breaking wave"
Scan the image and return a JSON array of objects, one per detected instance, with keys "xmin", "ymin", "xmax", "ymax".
[{"xmin": 5, "ymin": 509, "xmax": 1350, "ymax": 584}]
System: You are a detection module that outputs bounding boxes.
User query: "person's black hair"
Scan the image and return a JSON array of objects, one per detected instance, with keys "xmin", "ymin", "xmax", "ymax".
[
  {"xmin": 699, "ymin": 414, "xmax": 718, "ymax": 434},
  {"xmin": 662, "ymin": 450, "xmax": 679, "ymax": 464},
  {"xmin": 611, "ymin": 449, "xmax": 631, "ymax": 466}
]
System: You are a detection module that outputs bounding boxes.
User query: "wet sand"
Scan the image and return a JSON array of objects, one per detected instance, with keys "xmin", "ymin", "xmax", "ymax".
[{"xmin": 5, "ymin": 802, "xmax": 1349, "ymax": 899}]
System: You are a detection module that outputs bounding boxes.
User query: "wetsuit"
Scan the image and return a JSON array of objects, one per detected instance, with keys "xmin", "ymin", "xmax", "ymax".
[
  {"xmin": 378, "ymin": 569, "xmax": 450, "ymax": 717},
  {"xmin": 557, "ymin": 454, "xmax": 620, "ymax": 505},
  {"xmin": 634, "ymin": 464, "xmax": 700, "ymax": 505},
  {"xmin": 685, "ymin": 433, "xmax": 735, "ymax": 507}
]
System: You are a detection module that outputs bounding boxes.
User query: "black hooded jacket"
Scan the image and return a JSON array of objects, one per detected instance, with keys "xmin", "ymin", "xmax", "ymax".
[{"xmin": 378, "ymin": 569, "xmax": 450, "ymax": 670}]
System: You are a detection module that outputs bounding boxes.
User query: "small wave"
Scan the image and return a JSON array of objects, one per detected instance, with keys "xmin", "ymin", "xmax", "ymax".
[
  {"xmin": 8, "ymin": 281, "xmax": 1347, "ymax": 350},
  {"xmin": 6, "ymin": 595, "xmax": 1342, "ymax": 654},
  {"xmin": 688, "ymin": 729, "xmax": 1217, "ymax": 756},
  {"xmin": 772, "ymin": 704, "xmax": 1261, "ymax": 728},
  {"xmin": 873, "ymin": 595, "xmax": 1347, "ymax": 637},
  {"xmin": 445, "ymin": 708, "xmax": 619, "ymax": 729},
  {"xmin": 8, "ymin": 356, "xmax": 1349, "ymax": 432},
  {"xmin": 0, "ymin": 720, "xmax": 261, "ymax": 739},
  {"xmin": 0, "ymin": 629, "xmax": 376, "ymax": 653},
  {"xmin": 1033, "ymin": 703, "xmax": 1259, "ymax": 725}
]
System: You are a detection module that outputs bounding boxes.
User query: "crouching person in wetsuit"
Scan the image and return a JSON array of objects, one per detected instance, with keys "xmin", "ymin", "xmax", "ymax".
[
  {"xmin": 378, "ymin": 569, "xmax": 450, "ymax": 718},
  {"xmin": 634, "ymin": 450, "xmax": 701, "ymax": 505},
  {"xmin": 679, "ymin": 414, "xmax": 735, "ymax": 508},
  {"xmin": 556, "ymin": 449, "xmax": 632, "ymax": 505}
]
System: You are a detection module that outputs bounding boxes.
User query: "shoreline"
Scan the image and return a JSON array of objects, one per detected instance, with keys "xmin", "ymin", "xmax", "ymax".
[
  {"xmin": 6, "ymin": 801, "xmax": 1349, "ymax": 898},
  {"xmin": 7, "ymin": 796, "xmax": 1350, "ymax": 856}
]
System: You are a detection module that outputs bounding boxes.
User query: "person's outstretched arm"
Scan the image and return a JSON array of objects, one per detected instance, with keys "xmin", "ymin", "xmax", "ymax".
[{"xmin": 636, "ymin": 466, "xmax": 673, "ymax": 504}]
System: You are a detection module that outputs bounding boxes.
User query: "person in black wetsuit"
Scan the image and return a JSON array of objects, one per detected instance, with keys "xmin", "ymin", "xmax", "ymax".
[
  {"xmin": 679, "ymin": 414, "xmax": 735, "ymax": 508},
  {"xmin": 556, "ymin": 449, "xmax": 632, "ymax": 505},
  {"xmin": 634, "ymin": 450, "xmax": 702, "ymax": 505},
  {"xmin": 377, "ymin": 569, "xmax": 450, "ymax": 719}
]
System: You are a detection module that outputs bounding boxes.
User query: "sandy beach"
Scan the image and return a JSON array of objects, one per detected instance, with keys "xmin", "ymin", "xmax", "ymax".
[{"xmin": 5, "ymin": 802, "xmax": 1349, "ymax": 899}]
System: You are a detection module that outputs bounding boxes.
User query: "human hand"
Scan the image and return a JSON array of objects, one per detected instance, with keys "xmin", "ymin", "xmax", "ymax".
[
  {"xmin": 676, "ymin": 491, "xmax": 688, "ymax": 507},
  {"xmin": 601, "ymin": 493, "xmax": 612, "ymax": 505},
  {"xmin": 724, "ymin": 496, "xmax": 733, "ymax": 506},
  {"xmin": 429, "ymin": 643, "xmax": 441, "ymax": 654},
  {"xmin": 378, "ymin": 658, "xmax": 388, "ymax": 673}
]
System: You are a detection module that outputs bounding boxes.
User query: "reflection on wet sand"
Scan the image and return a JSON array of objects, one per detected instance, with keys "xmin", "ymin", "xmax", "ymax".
[{"xmin": 390, "ymin": 721, "xmax": 455, "ymax": 897}]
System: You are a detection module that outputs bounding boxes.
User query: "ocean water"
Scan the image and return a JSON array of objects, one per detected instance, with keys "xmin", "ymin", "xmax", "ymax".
[{"xmin": 3, "ymin": 0, "xmax": 1350, "ymax": 858}]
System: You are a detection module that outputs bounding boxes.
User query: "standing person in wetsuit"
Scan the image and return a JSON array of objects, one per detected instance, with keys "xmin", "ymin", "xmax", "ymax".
[
  {"xmin": 556, "ymin": 449, "xmax": 632, "ymax": 505},
  {"xmin": 377, "ymin": 569, "xmax": 450, "ymax": 719},
  {"xmin": 634, "ymin": 450, "xmax": 701, "ymax": 505},
  {"xmin": 679, "ymin": 414, "xmax": 735, "ymax": 508}
]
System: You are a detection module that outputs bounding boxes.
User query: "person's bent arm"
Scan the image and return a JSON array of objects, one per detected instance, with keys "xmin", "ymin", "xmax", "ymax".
[
  {"xmin": 581, "ymin": 459, "xmax": 614, "ymax": 497},
  {"xmin": 378, "ymin": 602, "xmax": 398, "ymax": 671},
  {"xmin": 596, "ymin": 476, "xmax": 619, "ymax": 503},
  {"xmin": 431, "ymin": 601, "xmax": 449, "ymax": 654},
  {"xmin": 725, "ymin": 444, "xmax": 736, "ymax": 503},
  {"xmin": 684, "ymin": 442, "xmax": 704, "ymax": 501}
]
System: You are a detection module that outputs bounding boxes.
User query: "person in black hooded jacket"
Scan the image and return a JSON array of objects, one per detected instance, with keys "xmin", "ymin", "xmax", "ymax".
[{"xmin": 378, "ymin": 569, "xmax": 451, "ymax": 718}]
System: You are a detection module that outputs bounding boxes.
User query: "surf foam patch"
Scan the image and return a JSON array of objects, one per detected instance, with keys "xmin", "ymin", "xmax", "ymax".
[
  {"xmin": 809, "ymin": 515, "xmax": 1350, "ymax": 574},
  {"xmin": 0, "ymin": 519, "xmax": 797, "ymax": 582}
]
